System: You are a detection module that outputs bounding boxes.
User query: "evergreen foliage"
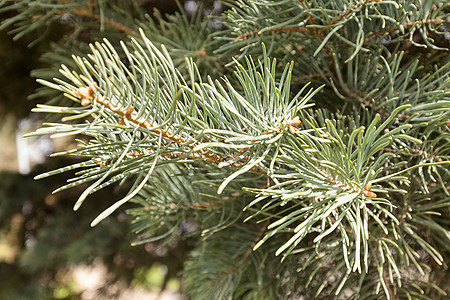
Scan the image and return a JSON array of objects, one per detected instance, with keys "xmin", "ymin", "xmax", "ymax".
[
  {"xmin": 1, "ymin": 0, "xmax": 449, "ymax": 298},
  {"xmin": 0, "ymin": 160, "xmax": 186, "ymax": 299}
]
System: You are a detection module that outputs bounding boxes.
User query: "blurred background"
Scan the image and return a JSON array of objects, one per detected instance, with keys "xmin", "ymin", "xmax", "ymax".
[{"xmin": 0, "ymin": 1, "xmax": 223, "ymax": 299}]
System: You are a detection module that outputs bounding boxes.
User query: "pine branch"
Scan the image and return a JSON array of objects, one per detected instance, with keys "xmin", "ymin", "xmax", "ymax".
[
  {"xmin": 71, "ymin": 82, "xmax": 303, "ymax": 174},
  {"xmin": 220, "ymin": 0, "xmax": 449, "ymax": 62},
  {"xmin": 29, "ymin": 31, "xmax": 320, "ymax": 225},
  {"xmin": 208, "ymin": 221, "xmax": 269, "ymax": 288},
  {"xmin": 0, "ymin": 0, "xmax": 143, "ymax": 42},
  {"xmin": 55, "ymin": 0, "xmax": 138, "ymax": 36},
  {"xmin": 3, "ymin": 0, "xmax": 449, "ymax": 298},
  {"xmin": 235, "ymin": 0, "xmax": 387, "ymax": 42}
]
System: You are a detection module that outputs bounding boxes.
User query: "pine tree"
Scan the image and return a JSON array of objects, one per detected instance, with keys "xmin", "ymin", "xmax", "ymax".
[{"xmin": 1, "ymin": 0, "xmax": 449, "ymax": 299}]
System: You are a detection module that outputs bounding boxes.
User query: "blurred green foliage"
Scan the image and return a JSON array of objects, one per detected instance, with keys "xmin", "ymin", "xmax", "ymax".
[
  {"xmin": 0, "ymin": 1, "xmax": 196, "ymax": 298},
  {"xmin": 0, "ymin": 158, "xmax": 188, "ymax": 299},
  {"xmin": 0, "ymin": 28, "xmax": 40, "ymax": 119}
]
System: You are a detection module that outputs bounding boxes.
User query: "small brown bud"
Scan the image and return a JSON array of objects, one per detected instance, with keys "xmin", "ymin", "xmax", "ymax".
[
  {"xmin": 289, "ymin": 125, "xmax": 296, "ymax": 134},
  {"xmin": 290, "ymin": 116, "xmax": 301, "ymax": 127},
  {"xmin": 81, "ymin": 98, "xmax": 91, "ymax": 106},
  {"xmin": 74, "ymin": 87, "xmax": 90, "ymax": 99},
  {"xmin": 196, "ymin": 48, "xmax": 207, "ymax": 56},
  {"xmin": 75, "ymin": 83, "xmax": 97, "ymax": 100},
  {"xmin": 125, "ymin": 106, "xmax": 134, "ymax": 115},
  {"xmin": 362, "ymin": 190, "xmax": 377, "ymax": 198}
]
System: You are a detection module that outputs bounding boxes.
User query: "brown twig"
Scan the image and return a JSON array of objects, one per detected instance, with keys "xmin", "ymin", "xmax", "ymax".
[
  {"xmin": 235, "ymin": 0, "xmax": 382, "ymax": 41},
  {"xmin": 88, "ymin": 0, "xmax": 94, "ymax": 14},
  {"xmin": 382, "ymin": 259, "xmax": 397, "ymax": 299},
  {"xmin": 96, "ymin": 150, "xmax": 203, "ymax": 167},
  {"xmin": 409, "ymin": 148, "xmax": 444, "ymax": 162},
  {"xmin": 332, "ymin": 0, "xmax": 383, "ymax": 25},
  {"xmin": 235, "ymin": 0, "xmax": 445, "ymax": 61},
  {"xmin": 143, "ymin": 201, "xmax": 224, "ymax": 210},
  {"xmin": 362, "ymin": 18, "xmax": 445, "ymax": 46},
  {"xmin": 341, "ymin": 82, "xmax": 381, "ymax": 110},
  {"xmin": 382, "ymin": 147, "xmax": 443, "ymax": 162},
  {"xmin": 76, "ymin": 83, "xmax": 226, "ymax": 164},
  {"xmin": 326, "ymin": 175, "xmax": 377, "ymax": 198},
  {"xmin": 396, "ymin": 195, "xmax": 409, "ymax": 229},
  {"xmin": 294, "ymin": 72, "xmax": 332, "ymax": 82},
  {"xmin": 235, "ymin": 0, "xmax": 384, "ymax": 41},
  {"xmin": 57, "ymin": 0, "xmax": 138, "ymax": 36},
  {"xmin": 74, "ymin": 83, "xmax": 302, "ymax": 175},
  {"xmin": 234, "ymin": 1, "xmax": 390, "ymax": 81},
  {"xmin": 235, "ymin": 26, "xmax": 312, "ymax": 41},
  {"xmin": 143, "ymin": 190, "xmax": 245, "ymax": 211},
  {"xmin": 208, "ymin": 221, "xmax": 269, "ymax": 288}
]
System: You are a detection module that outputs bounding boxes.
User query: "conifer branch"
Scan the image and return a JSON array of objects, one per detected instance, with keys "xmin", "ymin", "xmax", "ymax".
[
  {"xmin": 361, "ymin": 18, "xmax": 446, "ymax": 46},
  {"xmin": 75, "ymin": 83, "xmax": 191, "ymax": 147},
  {"xmin": 56, "ymin": 0, "xmax": 138, "ymax": 36},
  {"xmin": 81, "ymin": 84, "xmax": 232, "ymax": 166},
  {"xmin": 342, "ymin": 83, "xmax": 379, "ymax": 109},
  {"xmin": 235, "ymin": 0, "xmax": 385, "ymax": 41},
  {"xmin": 234, "ymin": 7, "xmax": 445, "ymax": 43},
  {"xmin": 2, "ymin": 1, "xmax": 448, "ymax": 298},
  {"xmin": 325, "ymin": 176, "xmax": 377, "ymax": 198},
  {"xmin": 72, "ymin": 82, "xmax": 301, "ymax": 175},
  {"xmin": 293, "ymin": 71, "xmax": 332, "ymax": 82},
  {"xmin": 382, "ymin": 147, "xmax": 444, "ymax": 162},
  {"xmin": 209, "ymin": 222, "xmax": 269, "ymax": 288},
  {"xmin": 331, "ymin": 0, "xmax": 383, "ymax": 24},
  {"xmin": 234, "ymin": 26, "xmax": 312, "ymax": 41},
  {"xmin": 143, "ymin": 201, "xmax": 224, "ymax": 210}
]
